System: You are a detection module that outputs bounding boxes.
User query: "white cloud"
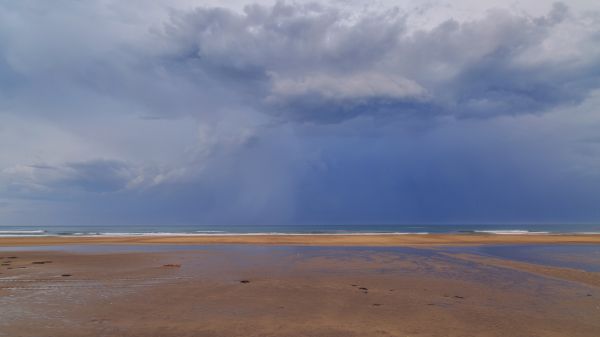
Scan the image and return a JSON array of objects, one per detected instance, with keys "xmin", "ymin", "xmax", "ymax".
[{"xmin": 268, "ymin": 72, "xmax": 426, "ymax": 101}]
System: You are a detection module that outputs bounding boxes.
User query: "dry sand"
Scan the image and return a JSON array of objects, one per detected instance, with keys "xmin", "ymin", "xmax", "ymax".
[
  {"xmin": 1, "ymin": 244, "xmax": 599, "ymax": 337},
  {"xmin": 1, "ymin": 233, "xmax": 600, "ymax": 246}
]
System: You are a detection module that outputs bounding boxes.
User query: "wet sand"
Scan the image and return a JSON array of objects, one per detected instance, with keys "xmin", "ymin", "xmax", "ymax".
[
  {"xmin": 1, "ymin": 233, "xmax": 600, "ymax": 246},
  {"xmin": 1, "ymin": 245, "xmax": 599, "ymax": 337}
]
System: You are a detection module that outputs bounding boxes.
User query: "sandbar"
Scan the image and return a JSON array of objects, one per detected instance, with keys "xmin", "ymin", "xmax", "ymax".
[{"xmin": 1, "ymin": 233, "xmax": 600, "ymax": 246}]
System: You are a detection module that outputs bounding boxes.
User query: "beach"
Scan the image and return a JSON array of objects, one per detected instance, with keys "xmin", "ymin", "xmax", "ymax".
[
  {"xmin": 3, "ymin": 0, "xmax": 600, "ymax": 335},
  {"xmin": 1, "ymin": 238, "xmax": 600, "ymax": 337},
  {"xmin": 1, "ymin": 233, "xmax": 600, "ymax": 246}
]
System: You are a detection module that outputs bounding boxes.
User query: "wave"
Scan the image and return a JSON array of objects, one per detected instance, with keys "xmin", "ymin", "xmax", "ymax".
[
  {"xmin": 0, "ymin": 230, "xmax": 46, "ymax": 234},
  {"xmin": 473, "ymin": 230, "xmax": 550, "ymax": 235},
  {"xmin": 0, "ymin": 230, "xmax": 49, "ymax": 237},
  {"xmin": 3, "ymin": 228, "xmax": 598, "ymax": 237},
  {"xmin": 64, "ymin": 231, "xmax": 431, "ymax": 237}
]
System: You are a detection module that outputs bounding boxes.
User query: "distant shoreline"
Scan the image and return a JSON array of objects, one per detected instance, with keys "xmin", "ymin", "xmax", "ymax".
[{"xmin": 1, "ymin": 233, "xmax": 600, "ymax": 246}]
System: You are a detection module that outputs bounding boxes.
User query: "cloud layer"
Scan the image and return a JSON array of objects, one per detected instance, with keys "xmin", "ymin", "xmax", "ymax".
[{"xmin": 1, "ymin": 1, "xmax": 599, "ymax": 225}]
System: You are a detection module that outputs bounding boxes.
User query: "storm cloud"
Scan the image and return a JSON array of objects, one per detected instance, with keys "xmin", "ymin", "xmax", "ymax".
[{"xmin": 0, "ymin": 1, "xmax": 599, "ymax": 225}]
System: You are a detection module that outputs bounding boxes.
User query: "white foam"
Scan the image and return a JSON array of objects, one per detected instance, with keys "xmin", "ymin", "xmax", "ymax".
[
  {"xmin": 95, "ymin": 232, "xmax": 207, "ymax": 236},
  {"xmin": 474, "ymin": 230, "xmax": 550, "ymax": 235},
  {"xmin": 0, "ymin": 230, "xmax": 46, "ymax": 234},
  {"xmin": 0, "ymin": 230, "xmax": 50, "ymax": 237},
  {"xmin": 85, "ymin": 231, "xmax": 431, "ymax": 237}
]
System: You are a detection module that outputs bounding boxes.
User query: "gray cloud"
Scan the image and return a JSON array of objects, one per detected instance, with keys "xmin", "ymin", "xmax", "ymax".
[
  {"xmin": 1, "ymin": 1, "xmax": 600, "ymax": 225},
  {"xmin": 2, "ymin": 160, "xmax": 136, "ymax": 195},
  {"xmin": 2, "ymin": 2, "xmax": 598, "ymax": 124},
  {"xmin": 155, "ymin": 2, "xmax": 600, "ymax": 123},
  {"xmin": 60, "ymin": 160, "xmax": 135, "ymax": 193}
]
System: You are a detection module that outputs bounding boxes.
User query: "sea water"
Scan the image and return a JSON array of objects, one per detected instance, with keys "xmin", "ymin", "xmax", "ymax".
[{"xmin": 0, "ymin": 223, "xmax": 599, "ymax": 237}]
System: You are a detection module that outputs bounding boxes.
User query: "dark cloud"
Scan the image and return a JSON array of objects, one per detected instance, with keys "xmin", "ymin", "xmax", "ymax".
[
  {"xmin": 60, "ymin": 160, "xmax": 134, "ymax": 193},
  {"xmin": 1, "ymin": 1, "xmax": 600, "ymax": 226},
  {"xmin": 157, "ymin": 1, "xmax": 600, "ymax": 123},
  {"xmin": 2, "ymin": 2, "xmax": 597, "ymax": 123},
  {"xmin": 2, "ymin": 160, "xmax": 135, "ymax": 196}
]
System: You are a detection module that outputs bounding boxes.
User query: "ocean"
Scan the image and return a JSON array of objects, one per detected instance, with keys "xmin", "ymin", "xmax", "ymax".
[{"xmin": 0, "ymin": 223, "xmax": 599, "ymax": 237}]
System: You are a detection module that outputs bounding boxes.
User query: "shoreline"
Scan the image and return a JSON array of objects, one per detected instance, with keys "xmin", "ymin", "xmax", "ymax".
[{"xmin": 1, "ymin": 233, "xmax": 600, "ymax": 246}]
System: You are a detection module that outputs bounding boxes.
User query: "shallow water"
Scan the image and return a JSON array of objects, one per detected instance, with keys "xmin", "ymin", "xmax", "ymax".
[
  {"xmin": 467, "ymin": 244, "xmax": 600, "ymax": 272},
  {"xmin": 2, "ymin": 243, "xmax": 599, "ymax": 272}
]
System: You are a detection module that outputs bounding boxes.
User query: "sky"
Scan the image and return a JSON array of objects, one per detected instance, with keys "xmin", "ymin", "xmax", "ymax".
[{"xmin": 0, "ymin": 0, "xmax": 599, "ymax": 226}]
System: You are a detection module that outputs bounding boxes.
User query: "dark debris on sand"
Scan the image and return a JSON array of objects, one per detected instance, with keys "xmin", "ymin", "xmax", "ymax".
[{"xmin": 162, "ymin": 264, "xmax": 181, "ymax": 268}]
